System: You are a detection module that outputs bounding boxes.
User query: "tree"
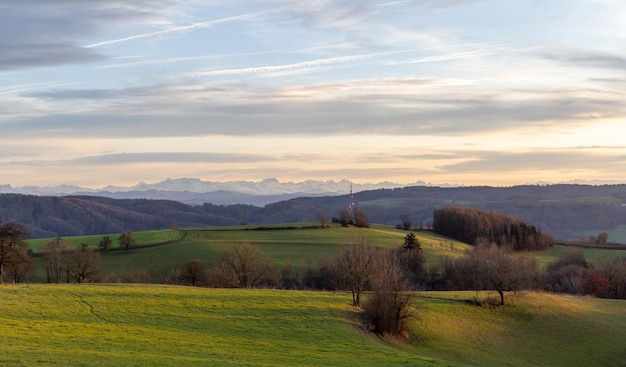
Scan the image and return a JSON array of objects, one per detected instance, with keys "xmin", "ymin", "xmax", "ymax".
[
  {"xmin": 597, "ymin": 232, "xmax": 609, "ymax": 246},
  {"xmin": 182, "ymin": 259, "xmax": 208, "ymax": 287},
  {"xmin": 316, "ymin": 211, "xmax": 329, "ymax": 227},
  {"xmin": 401, "ymin": 232, "xmax": 420, "ymax": 251},
  {"xmin": 216, "ymin": 243, "xmax": 273, "ymax": 288},
  {"xmin": 118, "ymin": 232, "xmax": 136, "ymax": 251},
  {"xmin": 398, "ymin": 235, "xmax": 426, "ymax": 288},
  {"xmin": 583, "ymin": 272, "xmax": 610, "ymax": 297},
  {"xmin": 4, "ymin": 247, "xmax": 34, "ymax": 283},
  {"xmin": 353, "ymin": 207, "xmax": 370, "ymax": 228},
  {"xmin": 0, "ymin": 222, "xmax": 29, "ymax": 284},
  {"xmin": 399, "ymin": 214, "xmax": 412, "ymax": 230},
  {"xmin": 69, "ymin": 246, "xmax": 101, "ymax": 283},
  {"xmin": 335, "ymin": 243, "xmax": 373, "ymax": 307},
  {"xmin": 42, "ymin": 238, "xmax": 72, "ymax": 283},
  {"xmin": 363, "ymin": 249, "xmax": 413, "ymax": 335},
  {"xmin": 468, "ymin": 244, "xmax": 538, "ymax": 306},
  {"xmin": 98, "ymin": 235, "xmax": 112, "ymax": 254}
]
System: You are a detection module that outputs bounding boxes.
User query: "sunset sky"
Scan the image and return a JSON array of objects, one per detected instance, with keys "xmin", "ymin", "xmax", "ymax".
[{"xmin": 1, "ymin": 0, "xmax": 626, "ymax": 188}]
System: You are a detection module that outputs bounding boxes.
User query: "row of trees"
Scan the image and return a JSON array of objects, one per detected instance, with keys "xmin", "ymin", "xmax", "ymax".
[
  {"xmin": 433, "ymin": 206, "xmax": 555, "ymax": 251},
  {"xmin": 0, "ymin": 221, "xmax": 139, "ymax": 284}
]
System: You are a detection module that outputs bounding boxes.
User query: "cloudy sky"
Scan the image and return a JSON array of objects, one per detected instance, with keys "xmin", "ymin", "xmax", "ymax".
[{"xmin": 1, "ymin": 0, "xmax": 626, "ymax": 188}]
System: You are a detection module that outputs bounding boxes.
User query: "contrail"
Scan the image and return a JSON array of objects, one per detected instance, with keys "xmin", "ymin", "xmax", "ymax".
[
  {"xmin": 85, "ymin": 11, "xmax": 267, "ymax": 48},
  {"xmin": 190, "ymin": 54, "xmax": 377, "ymax": 77}
]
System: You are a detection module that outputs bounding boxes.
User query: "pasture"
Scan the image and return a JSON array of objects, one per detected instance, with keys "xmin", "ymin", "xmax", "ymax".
[
  {"xmin": 26, "ymin": 223, "xmax": 626, "ymax": 282},
  {"xmin": 0, "ymin": 285, "xmax": 624, "ymax": 367},
  {"xmin": 29, "ymin": 224, "xmax": 471, "ymax": 282}
]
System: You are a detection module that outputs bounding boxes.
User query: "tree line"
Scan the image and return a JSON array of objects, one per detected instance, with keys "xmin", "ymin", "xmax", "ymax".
[{"xmin": 432, "ymin": 206, "xmax": 555, "ymax": 251}]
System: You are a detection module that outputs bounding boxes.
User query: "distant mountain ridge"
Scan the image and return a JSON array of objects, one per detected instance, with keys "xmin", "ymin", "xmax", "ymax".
[
  {"xmin": 2, "ymin": 184, "xmax": 626, "ymax": 242},
  {"xmin": 0, "ymin": 178, "xmax": 427, "ymax": 206}
]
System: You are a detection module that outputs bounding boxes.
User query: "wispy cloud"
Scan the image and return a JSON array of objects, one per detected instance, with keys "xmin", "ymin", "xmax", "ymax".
[
  {"xmin": 189, "ymin": 54, "xmax": 376, "ymax": 78},
  {"xmin": 85, "ymin": 11, "xmax": 269, "ymax": 48}
]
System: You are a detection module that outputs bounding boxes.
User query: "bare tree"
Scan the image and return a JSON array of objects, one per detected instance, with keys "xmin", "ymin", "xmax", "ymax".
[
  {"xmin": 0, "ymin": 222, "xmax": 29, "ymax": 284},
  {"xmin": 316, "ymin": 211, "xmax": 329, "ymax": 227},
  {"xmin": 4, "ymin": 247, "xmax": 34, "ymax": 283},
  {"xmin": 353, "ymin": 207, "xmax": 370, "ymax": 228},
  {"xmin": 182, "ymin": 259, "xmax": 208, "ymax": 287},
  {"xmin": 98, "ymin": 235, "xmax": 112, "ymax": 254},
  {"xmin": 118, "ymin": 232, "xmax": 136, "ymax": 251},
  {"xmin": 335, "ymin": 242, "xmax": 373, "ymax": 307},
  {"xmin": 69, "ymin": 246, "xmax": 101, "ymax": 283},
  {"xmin": 364, "ymin": 249, "xmax": 414, "ymax": 335},
  {"xmin": 42, "ymin": 237, "xmax": 72, "ymax": 283},
  {"xmin": 468, "ymin": 244, "xmax": 539, "ymax": 306},
  {"xmin": 216, "ymin": 243, "xmax": 273, "ymax": 288},
  {"xmin": 399, "ymin": 214, "xmax": 412, "ymax": 230}
]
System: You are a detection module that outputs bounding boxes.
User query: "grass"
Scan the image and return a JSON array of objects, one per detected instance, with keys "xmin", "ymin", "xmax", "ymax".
[
  {"xmin": 27, "ymin": 229, "xmax": 183, "ymax": 252},
  {"xmin": 535, "ymin": 243, "xmax": 626, "ymax": 269},
  {"xmin": 411, "ymin": 291, "xmax": 626, "ymax": 366},
  {"xmin": 0, "ymin": 285, "xmax": 624, "ymax": 367},
  {"xmin": 29, "ymin": 224, "xmax": 470, "ymax": 282},
  {"xmin": 26, "ymin": 223, "xmax": 624, "ymax": 282}
]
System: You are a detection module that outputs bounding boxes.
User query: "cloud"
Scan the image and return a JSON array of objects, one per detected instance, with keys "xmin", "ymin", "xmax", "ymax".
[
  {"xmin": 0, "ymin": 1, "xmax": 180, "ymax": 70},
  {"xmin": 85, "ymin": 11, "xmax": 268, "ymax": 48},
  {"xmin": 3, "ymin": 152, "xmax": 277, "ymax": 167},
  {"xmin": 545, "ymin": 49, "xmax": 626, "ymax": 70},
  {"xmin": 6, "ymin": 79, "xmax": 626, "ymax": 139},
  {"xmin": 438, "ymin": 150, "xmax": 626, "ymax": 173}
]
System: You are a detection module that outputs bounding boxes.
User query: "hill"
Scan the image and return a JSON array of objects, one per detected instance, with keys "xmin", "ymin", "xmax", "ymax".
[
  {"xmin": 4, "ymin": 183, "xmax": 626, "ymax": 241},
  {"xmin": 1, "ymin": 285, "xmax": 624, "ymax": 367},
  {"xmin": 27, "ymin": 224, "xmax": 472, "ymax": 282}
]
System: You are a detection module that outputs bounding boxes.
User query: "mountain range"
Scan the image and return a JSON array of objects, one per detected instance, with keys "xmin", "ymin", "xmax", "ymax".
[{"xmin": 0, "ymin": 178, "xmax": 422, "ymax": 206}]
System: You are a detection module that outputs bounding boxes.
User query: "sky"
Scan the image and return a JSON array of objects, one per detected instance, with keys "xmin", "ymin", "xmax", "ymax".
[{"xmin": 1, "ymin": 0, "xmax": 626, "ymax": 188}]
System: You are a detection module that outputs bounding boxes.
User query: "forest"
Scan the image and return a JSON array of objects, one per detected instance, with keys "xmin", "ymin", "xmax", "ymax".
[{"xmin": 3, "ymin": 184, "xmax": 626, "ymax": 241}]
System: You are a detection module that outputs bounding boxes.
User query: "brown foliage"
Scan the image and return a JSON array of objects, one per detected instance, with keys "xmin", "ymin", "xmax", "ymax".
[
  {"xmin": 0, "ymin": 221, "xmax": 29, "ymax": 284},
  {"xmin": 214, "ymin": 243, "xmax": 275, "ymax": 288},
  {"xmin": 363, "ymin": 249, "xmax": 413, "ymax": 335},
  {"xmin": 42, "ymin": 237, "xmax": 72, "ymax": 283},
  {"xmin": 68, "ymin": 246, "xmax": 101, "ymax": 283},
  {"xmin": 335, "ymin": 243, "xmax": 373, "ymax": 307}
]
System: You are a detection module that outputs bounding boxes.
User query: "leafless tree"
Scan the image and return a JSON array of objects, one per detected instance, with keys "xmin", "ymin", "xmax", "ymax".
[
  {"xmin": 0, "ymin": 222, "xmax": 29, "ymax": 284},
  {"xmin": 182, "ymin": 259, "xmax": 208, "ymax": 287},
  {"xmin": 335, "ymin": 242, "xmax": 373, "ymax": 307},
  {"xmin": 597, "ymin": 232, "xmax": 609, "ymax": 246},
  {"xmin": 468, "ymin": 244, "xmax": 539, "ymax": 306},
  {"xmin": 364, "ymin": 249, "xmax": 414, "ymax": 335},
  {"xmin": 353, "ymin": 207, "xmax": 370, "ymax": 228},
  {"xmin": 4, "ymin": 247, "xmax": 34, "ymax": 283},
  {"xmin": 42, "ymin": 237, "xmax": 72, "ymax": 283},
  {"xmin": 216, "ymin": 243, "xmax": 274, "ymax": 288},
  {"xmin": 316, "ymin": 211, "xmax": 329, "ymax": 227},
  {"xmin": 98, "ymin": 235, "xmax": 112, "ymax": 254},
  {"xmin": 69, "ymin": 246, "xmax": 101, "ymax": 283},
  {"xmin": 118, "ymin": 231, "xmax": 136, "ymax": 251}
]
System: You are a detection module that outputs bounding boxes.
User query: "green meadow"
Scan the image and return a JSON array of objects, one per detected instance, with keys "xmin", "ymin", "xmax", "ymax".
[
  {"xmin": 0, "ymin": 284, "xmax": 624, "ymax": 367},
  {"xmin": 28, "ymin": 223, "xmax": 626, "ymax": 282},
  {"xmin": 29, "ymin": 224, "xmax": 472, "ymax": 282}
]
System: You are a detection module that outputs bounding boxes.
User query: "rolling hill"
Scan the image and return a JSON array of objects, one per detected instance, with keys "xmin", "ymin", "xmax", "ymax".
[
  {"xmin": 1, "ymin": 285, "xmax": 624, "ymax": 367},
  {"xmin": 4, "ymin": 183, "xmax": 626, "ymax": 241}
]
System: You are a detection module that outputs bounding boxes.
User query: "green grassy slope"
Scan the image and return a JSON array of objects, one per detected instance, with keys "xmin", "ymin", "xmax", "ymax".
[
  {"xmin": 27, "ymin": 223, "xmax": 625, "ymax": 282},
  {"xmin": 0, "ymin": 285, "xmax": 624, "ymax": 367},
  {"xmin": 29, "ymin": 224, "xmax": 471, "ymax": 282},
  {"xmin": 412, "ymin": 291, "xmax": 626, "ymax": 367}
]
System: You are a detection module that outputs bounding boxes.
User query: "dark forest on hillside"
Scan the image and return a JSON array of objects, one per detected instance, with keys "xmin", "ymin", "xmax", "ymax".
[{"xmin": 1, "ymin": 184, "xmax": 626, "ymax": 240}]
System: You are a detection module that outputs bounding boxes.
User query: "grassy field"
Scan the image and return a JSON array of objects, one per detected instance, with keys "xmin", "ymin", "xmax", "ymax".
[
  {"xmin": 0, "ymin": 284, "xmax": 624, "ymax": 367},
  {"xmin": 29, "ymin": 224, "xmax": 472, "ymax": 282},
  {"xmin": 26, "ymin": 223, "xmax": 626, "ymax": 282}
]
